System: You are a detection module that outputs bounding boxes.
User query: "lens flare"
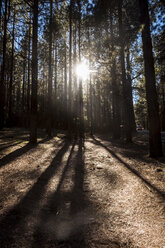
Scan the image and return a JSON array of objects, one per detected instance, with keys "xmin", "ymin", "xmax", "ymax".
[{"xmin": 75, "ymin": 61, "xmax": 89, "ymax": 81}]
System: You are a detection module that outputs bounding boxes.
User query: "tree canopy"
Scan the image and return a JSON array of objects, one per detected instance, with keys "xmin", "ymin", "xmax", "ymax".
[{"xmin": 0, "ymin": 0, "xmax": 164, "ymax": 157}]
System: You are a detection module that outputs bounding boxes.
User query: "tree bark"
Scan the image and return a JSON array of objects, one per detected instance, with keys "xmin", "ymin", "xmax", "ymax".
[
  {"xmin": 22, "ymin": 56, "xmax": 27, "ymax": 113},
  {"xmin": 87, "ymin": 25, "xmax": 93, "ymax": 135},
  {"xmin": 77, "ymin": 0, "xmax": 84, "ymax": 138},
  {"xmin": 0, "ymin": 0, "xmax": 2, "ymax": 31},
  {"xmin": 73, "ymin": 22, "xmax": 78, "ymax": 133},
  {"xmin": 64, "ymin": 40, "xmax": 68, "ymax": 128},
  {"xmin": 139, "ymin": 0, "xmax": 163, "ymax": 157},
  {"xmin": 8, "ymin": 5, "xmax": 15, "ymax": 125},
  {"xmin": 68, "ymin": 0, "xmax": 73, "ymax": 129},
  {"xmin": 126, "ymin": 46, "xmax": 136, "ymax": 133},
  {"xmin": 118, "ymin": 0, "xmax": 132, "ymax": 142},
  {"xmin": 110, "ymin": 9, "xmax": 121, "ymax": 139},
  {"xmin": 47, "ymin": 0, "xmax": 53, "ymax": 137},
  {"xmin": 27, "ymin": 17, "xmax": 31, "ymax": 127},
  {"xmin": 0, "ymin": 0, "xmax": 8, "ymax": 129},
  {"xmin": 30, "ymin": 0, "xmax": 38, "ymax": 143}
]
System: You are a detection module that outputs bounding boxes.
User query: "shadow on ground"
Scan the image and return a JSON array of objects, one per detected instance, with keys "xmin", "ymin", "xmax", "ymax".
[
  {"xmin": 91, "ymin": 136, "xmax": 165, "ymax": 200},
  {"xmin": 0, "ymin": 136, "xmax": 53, "ymax": 168},
  {"xmin": 0, "ymin": 139, "xmax": 70, "ymax": 247},
  {"xmin": 97, "ymin": 133, "xmax": 165, "ymax": 164},
  {"xmin": 0, "ymin": 138, "xmax": 94, "ymax": 248},
  {"xmin": 32, "ymin": 138, "xmax": 89, "ymax": 248},
  {"xmin": 0, "ymin": 134, "xmax": 138, "ymax": 248}
]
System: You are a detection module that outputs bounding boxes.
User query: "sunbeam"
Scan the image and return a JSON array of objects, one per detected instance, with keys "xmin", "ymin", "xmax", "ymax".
[{"xmin": 75, "ymin": 61, "xmax": 90, "ymax": 81}]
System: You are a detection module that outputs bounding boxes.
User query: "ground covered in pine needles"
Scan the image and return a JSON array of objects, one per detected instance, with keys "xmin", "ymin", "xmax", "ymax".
[{"xmin": 0, "ymin": 128, "xmax": 165, "ymax": 248}]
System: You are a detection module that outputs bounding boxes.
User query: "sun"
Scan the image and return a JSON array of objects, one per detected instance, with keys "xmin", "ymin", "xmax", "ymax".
[{"xmin": 75, "ymin": 61, "xmax": 90, "ymax": 81}]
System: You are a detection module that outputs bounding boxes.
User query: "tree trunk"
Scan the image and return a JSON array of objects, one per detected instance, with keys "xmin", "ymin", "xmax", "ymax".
[
  {"xmin": 22, "ymin": 57, "xmax": 26, "ymax": 113},
  {"xmin": 0, "ymin": 0, "xmax": 8, "ymax": 129},
  {"xmin": 64, "ymin": 40, "xmax": 68, "ymax": 129},
  {"xmin": 126, "ymin": 46, "xmax": 136, "ymax": 133},
  {"xmin": 30, "ymin": 0, "xmax": 38, "ymax": 143},
  {"xmin": 47, "ymin": 0, "xmax": 53, "ymax": 137},
  {"xmin": 110, "ymin": 10, "xmax": 121, "ymax": 139},
  {"xmin": 0, "ymin": 0, "xmax": 2, "ymax": 31},
  {"xmin": 118, "ymin": 0, "xmax": 132, "ymax": 142},
  {"xmin": 73, "ymin": 22, "xmax": 78, "ymax": 133},
  {"xmin": 27, "ymin": 18, "xmax": 31, "ymax": 127},
  {"xmin": 86, "ymin": 13, "xmax": 93, "ymax": 135},
  {"xmin": 53, "ymin": 43, "xmax": 57, "ymax": 129},
  {"xmin": 68, "ymin": 0, "xmax": 73, "ymax": 133},
  {"xmin": 8, "ymin": 5, "xmax": 15, "ymax": 125},
  {"xmin": 139, "ymin": 0, "xmax": 163, "ymax": 157},
  {"xmin": 161, "ymin": 74, "xmax": 165, "ymax": 131},
  {"xmin": 162, "ymin": 101, "xmax": 165, "ymax": 131},
  {"xmin": 78, "ymin": 0, "xmax": 84, "ymax": 138}
]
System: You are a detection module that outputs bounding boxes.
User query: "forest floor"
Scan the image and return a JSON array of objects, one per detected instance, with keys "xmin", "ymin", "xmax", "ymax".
[{"xmin": 0, "ymin": 128, "xmax": 165, "ymax": 248}]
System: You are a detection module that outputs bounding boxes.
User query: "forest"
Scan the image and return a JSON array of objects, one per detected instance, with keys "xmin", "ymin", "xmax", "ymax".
[{"xmin": 0, "ymin": 0, "xmax": 165, "ymax": 248}]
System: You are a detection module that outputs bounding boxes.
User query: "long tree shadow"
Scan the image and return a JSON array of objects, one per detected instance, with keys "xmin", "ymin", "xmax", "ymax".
[
  {"xmin": 98, "ymin": 133, "xmax": 165, "ymax": 164},
  {"xmin": 0, "ymin": 140, "xmax": 70, "ymax": 248},
  {"xmin": 32, "ymin": 139, "xmax": 77, "ymax": 248},
  {"xmin": 97, "ymin": 134, "xmax": 154, "ymax": 164},
  {"xmin": 70, "ymin": 138, "xmax": 85, "ymax": 212},
  {"xmin": 0, "ymin": 140, "xmax": 23, "ymax": 152},
  {"xmin": 0, "ymin": 137, "xmax": 54, "ymax": 168},
  {"xmin": 91, "ymin": 136, "xmax": 165, "ymax": 200},
  {"xmin": 32, "ymin": 138, "xmax": 88, "ymax": 248},
  {"xmin": 69, "ymin": 137, "xmax": 87, "ymax": 247}
]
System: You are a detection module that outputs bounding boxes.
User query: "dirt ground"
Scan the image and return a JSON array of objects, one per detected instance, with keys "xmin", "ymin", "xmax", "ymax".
[{"xmin": 0, "ymin": 128, "xmax": 165, "ymax": 248}]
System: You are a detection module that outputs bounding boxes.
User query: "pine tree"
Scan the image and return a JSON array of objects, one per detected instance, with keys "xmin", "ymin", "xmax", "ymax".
[
  {"xmin": 30, "ymin": 0, "xmax": 38, "ymax": 143},
  {"xmin": 139, "ymin": 0, "xmax": 163, "ymax": 157}
]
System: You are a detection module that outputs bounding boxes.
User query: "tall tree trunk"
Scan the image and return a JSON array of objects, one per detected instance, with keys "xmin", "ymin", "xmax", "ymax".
[
  {"xmin": 139, "ymin": 0, "xmax": 163, "ymax": 157},
  {"xmin": 96, "ymin": 79, "xmax": 101, "ymax": 130},
  {"xmin": 162, "ymin": 101, "xmax": 165, "ymax": 131},
  {"xmin": 0, "ymin": 0, "xmax": 8, "ymax": 129},
  {"xmin": 68, "ymin": 0, "xmax": 73, "ymax": 133},
  {"xmin": 73, "ymin": 22, "xmax": 78, "ymax": 133},
  {"xmin": 16, "ymin": 82, "xmax": 21, "ymax": 114},
  {"xmin": 27, "ymin": 18, "xmax": 31, "ymax": 127},
  {"xmin": 64, "ymin": 40, "xmax": 68, "ymax": 129},
  {"xmin": 30, "ymin": 0, "xmax": 38, "ymax": 143},
  {"xmin": 53, "ymin": 43, "xmax": 57, "ymax": 129},
  {"xmin": 87, "ymin": 26, "xmax": 93, "ymax": 135},
  {"xmin": 93, "ymin": 79, "xmax": 97, "ymax": 132},
  {"xmin": 89, "ymin": 75, "xmax": 93, "ymax": 135},
  {"xmin": 77, "ymin": 0, "xmax": 84, "ymax": 137},
  {"xmin": 126, "ymin": 46, "xmax": 136, "ymax": 133},
  {"xmin": 47, "ymin": 0, "xmax": 53, "ymax": 137},
  {"xmin": 0, "ymin": 0, "xmax": 2, "ymax": 31},
  {"xmin": 22, "ymin": 57, "xmax": 26, "ymax": 113},
  {"xmin": 8, "ymin": 5, "xmax": 15, "ymax": 125},
  {"xmin": 160, "ymin": 74, "xmax": 165, "ymax": 131},
  {"xmin": 118, "ymin": 0, "xmax": 132, "ymax": 142},
  {"xmin": 110, "ymin": 9, "xmax": 121, "ymax": 139}
]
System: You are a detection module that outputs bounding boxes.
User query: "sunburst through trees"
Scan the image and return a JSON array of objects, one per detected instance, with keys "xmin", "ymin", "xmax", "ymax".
[{"xmin": 0, "ymin": 0, "xmax": 164, "ymax": 157}]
